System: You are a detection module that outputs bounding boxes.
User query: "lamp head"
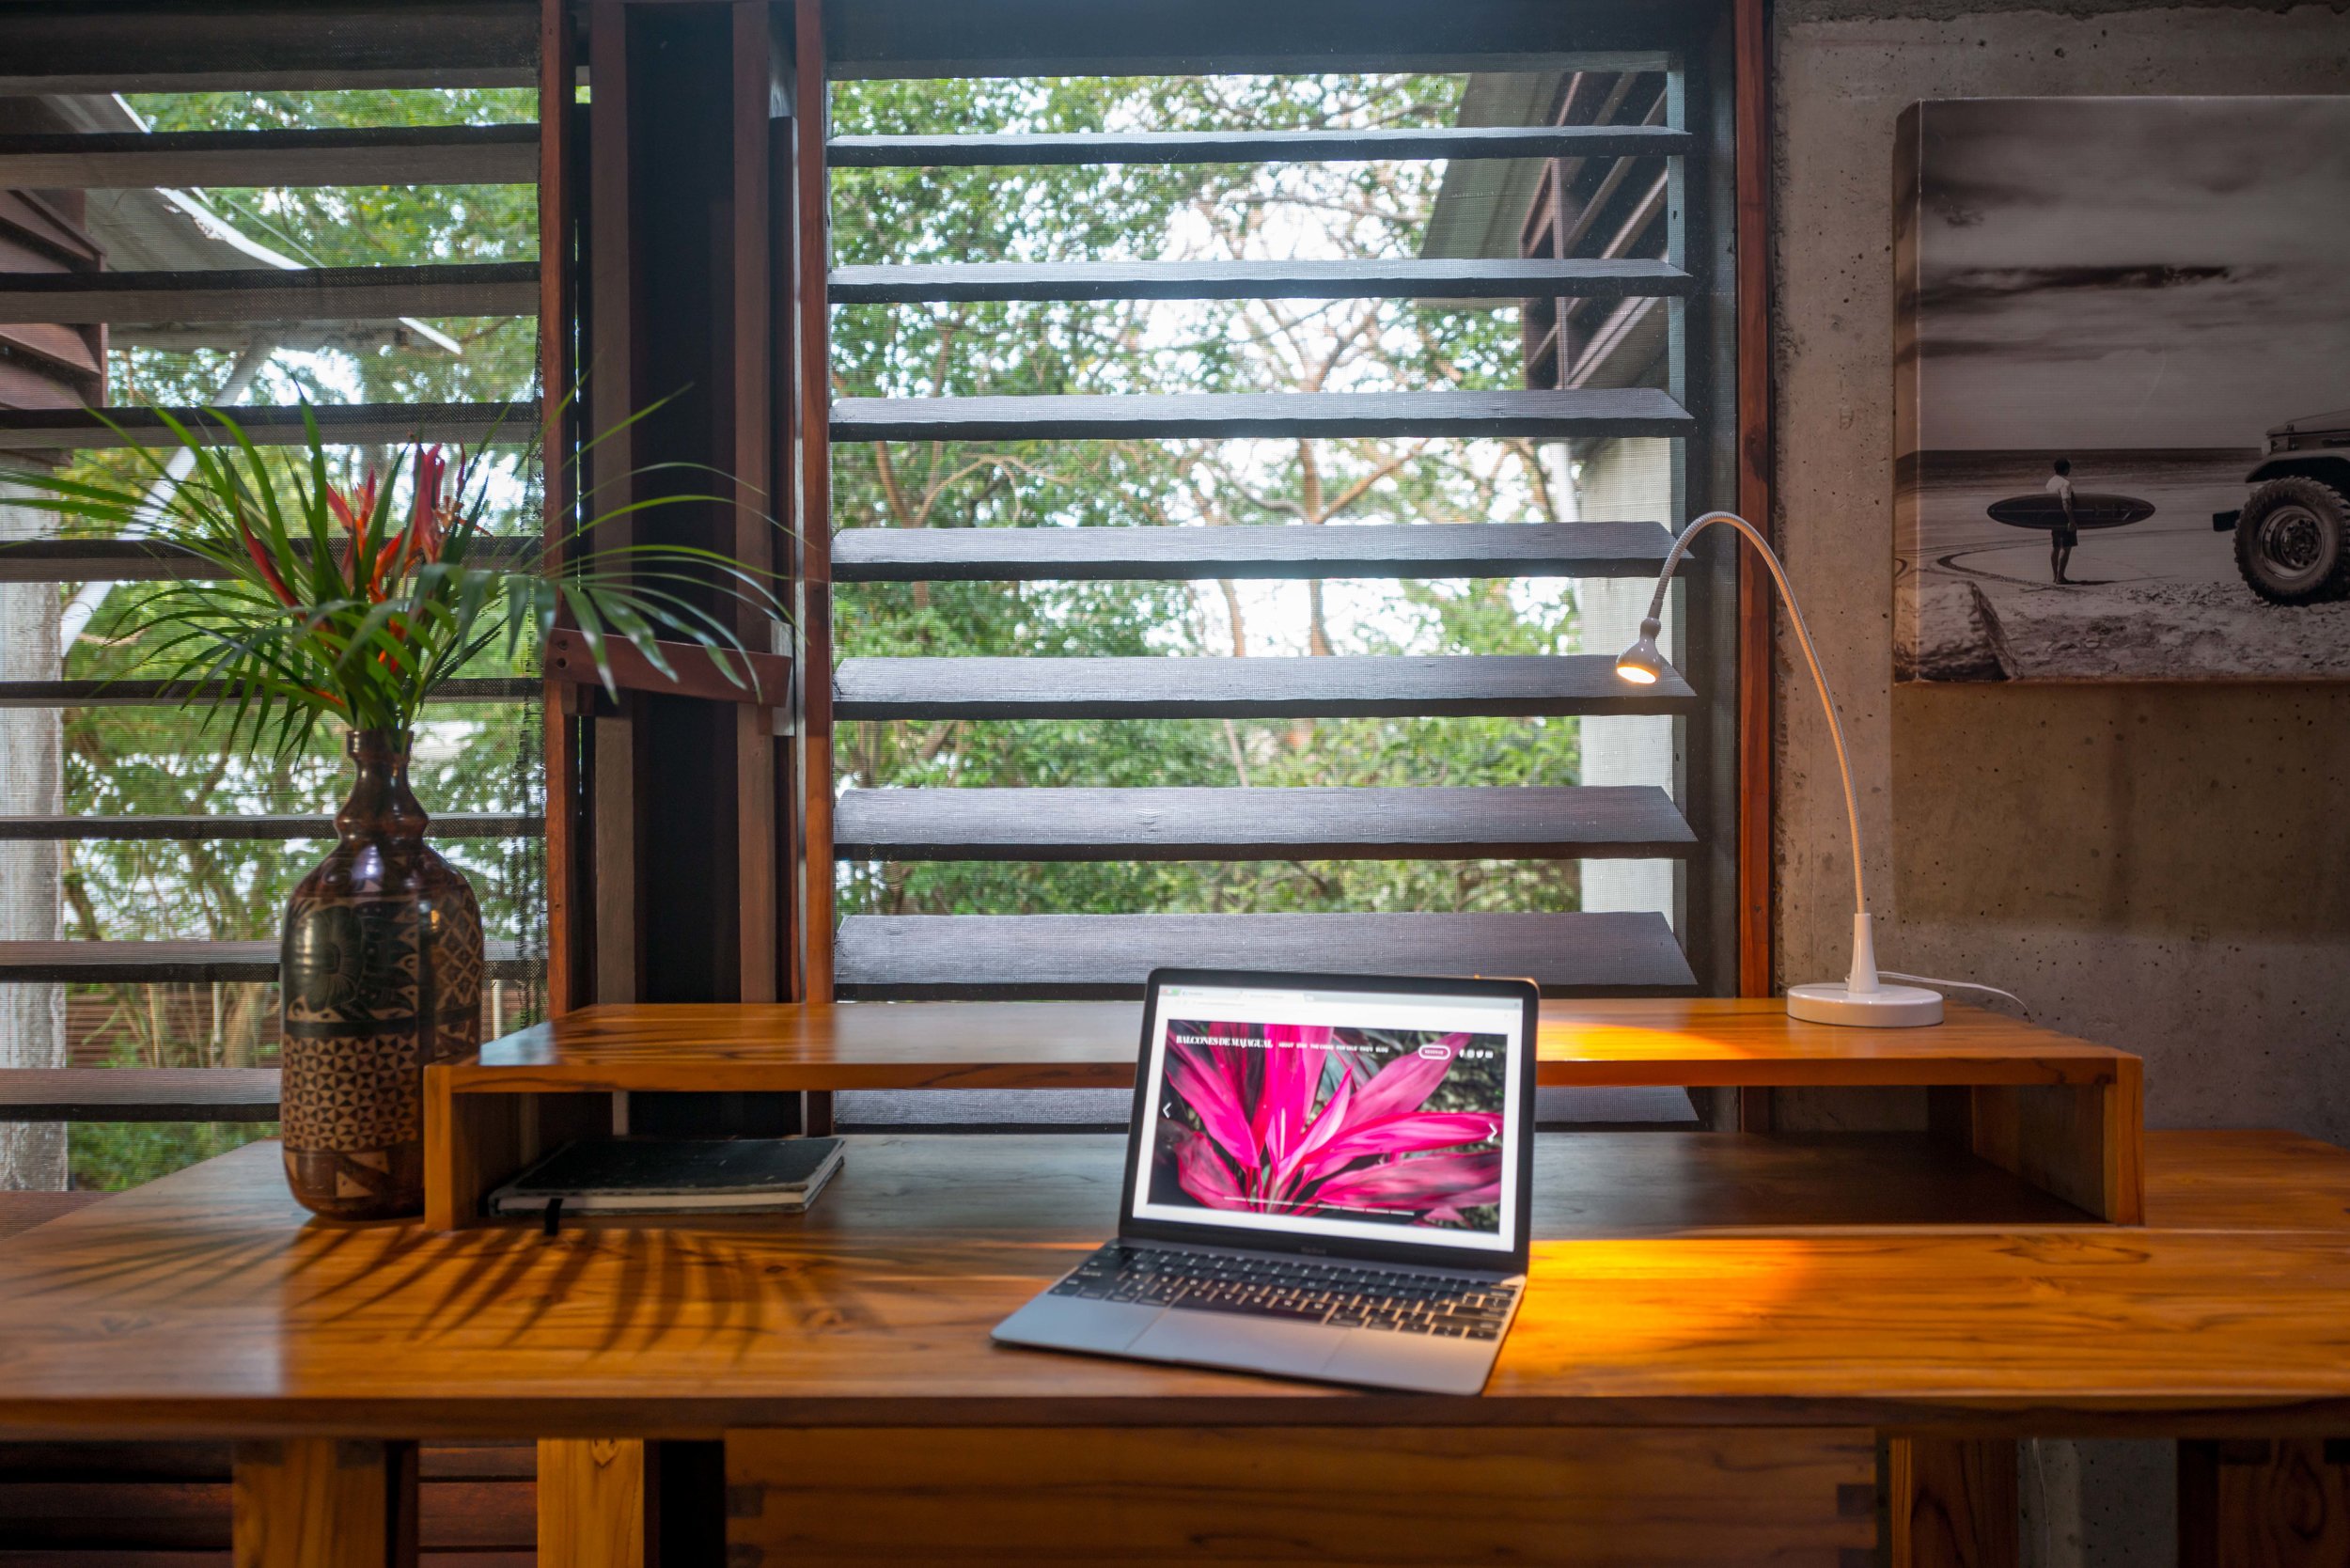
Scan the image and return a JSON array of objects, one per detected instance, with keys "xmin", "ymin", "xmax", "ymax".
[{"xmin": 1613, "ymin": 618, "xmax": 1667, "ymax": 685}]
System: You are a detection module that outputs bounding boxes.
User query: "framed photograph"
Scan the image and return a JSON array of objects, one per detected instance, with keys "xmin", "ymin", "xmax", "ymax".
[{"xmin": 1894, "ymin": 97, "xmax": 2350, "ymax": 682}]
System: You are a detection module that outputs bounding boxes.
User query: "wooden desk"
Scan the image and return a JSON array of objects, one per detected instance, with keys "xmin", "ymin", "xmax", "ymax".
[
  {"xmin": 430, "ymin": 998, "xmax": 2146, "ymax": 1226},
  {"xmin": 2, "ymin": 1132, "xmax": 2346, "ymax": 1565}
]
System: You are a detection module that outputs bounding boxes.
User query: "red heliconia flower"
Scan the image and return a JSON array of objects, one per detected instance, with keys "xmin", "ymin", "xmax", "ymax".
[{"xmin": 1161, "ymin": 1024, "xmax": 1501, "ymax": 1223}]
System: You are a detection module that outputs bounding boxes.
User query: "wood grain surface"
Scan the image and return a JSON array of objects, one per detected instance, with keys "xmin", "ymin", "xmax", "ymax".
[
  {"xmin": 446, "ymin": 999, "xmax": 2136, "ymax": 1093},
  {"xmin": 2, "ymin": 1132, "xmax": 2348, "ymax": 1441},
  {"xmin": 728, "ymin": 1423, "xmax": 1876, "ymax": 1566}
]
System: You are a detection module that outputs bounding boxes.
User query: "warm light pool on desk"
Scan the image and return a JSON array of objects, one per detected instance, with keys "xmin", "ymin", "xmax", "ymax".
[{"xmin": 1614, "ymin": 511, "xmax": 1942, "ymax": 1028}]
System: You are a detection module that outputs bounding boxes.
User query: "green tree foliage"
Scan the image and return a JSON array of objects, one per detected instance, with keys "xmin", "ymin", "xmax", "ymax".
[{"xmin": 829, "ymin": 73, "xmax": 1583, "ymax": 920}]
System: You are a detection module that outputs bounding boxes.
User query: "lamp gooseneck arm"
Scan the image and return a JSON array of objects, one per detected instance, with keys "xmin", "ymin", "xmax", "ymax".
[{"xmin": 1643, "ymin": 511, "xmax": 1868, "ymax": 925}]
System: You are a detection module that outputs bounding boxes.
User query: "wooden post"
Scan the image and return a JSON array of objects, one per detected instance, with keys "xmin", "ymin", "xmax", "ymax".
[
  {"xmin": 731, "ymin": 0, "xmax": 787, "ymax": 1003},
  {"xmin": 2180, "ymin": 1440, "xmax": 2350, "ymax": 1568},
  {"xmin": 1888, "ymin": 1437, "xmax": 2019, "ymax": 1568},
  {"xmin": 585, "ymin": 0, "xmax": 643, "ymax": 1006},
  {"xmin": 1733, "ymin": 0, "xmax": 1775, "ymax": 1001},
  {"xmin": 232, "ymin": 1438, "xmax": 417, "ymax": 1568},
  {"xmin": 539, "ymin": 0, "xmax": 584, "ymax": 1015},
  {"xmin": 791, "ymin": 0, "xmax": 834, "ymax": 1012},
  {"xmin": 539, "ymin": 1438, "xmax": 650, "ymax": 1568}
]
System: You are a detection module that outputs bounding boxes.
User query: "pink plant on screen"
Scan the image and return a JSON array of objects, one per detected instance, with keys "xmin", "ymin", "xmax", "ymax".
[{"xmin": 1162, "ymin": 1025, "xmax": 1501, "ymax": 1222}]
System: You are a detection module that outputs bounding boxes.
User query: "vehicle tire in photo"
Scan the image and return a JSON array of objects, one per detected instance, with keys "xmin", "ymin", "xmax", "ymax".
[{"xmin": 2234, "ymin": 475, "xmax": 2350, "ymax": 605}]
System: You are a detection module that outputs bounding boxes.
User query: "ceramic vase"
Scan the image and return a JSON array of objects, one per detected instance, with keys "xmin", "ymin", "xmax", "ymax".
[{"xmin": 278, "ymin": 729, "xmax": 484, "ymax": 1219}]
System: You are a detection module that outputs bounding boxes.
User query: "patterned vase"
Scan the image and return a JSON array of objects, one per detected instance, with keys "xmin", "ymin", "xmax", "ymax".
[{"xmin": 278, "ymin": 729, "xmax": 484, "ymax": 1220}]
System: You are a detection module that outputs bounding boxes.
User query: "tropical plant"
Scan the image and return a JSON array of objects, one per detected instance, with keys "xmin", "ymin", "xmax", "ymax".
[
  {"xmin": 21, "ymin": 403, "xmax": 788, "ymax": 752},
  {"xmin": 1158, "ymin": 1024, "xmax": 1502, "ymax": 1224}
]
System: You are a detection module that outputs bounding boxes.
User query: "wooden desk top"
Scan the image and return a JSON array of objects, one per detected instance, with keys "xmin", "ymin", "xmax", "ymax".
[
  {"xmin": 446, "ymin": 998, "xmax": 2136, "ymax": 1092},
  {"xmin": 0, "ymin": 1130, "xmax": 2342, "ymax": 1442}
]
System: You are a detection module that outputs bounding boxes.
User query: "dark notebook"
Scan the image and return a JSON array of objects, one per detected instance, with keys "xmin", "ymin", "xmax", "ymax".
[{"xmin": 486, "ymin": 1136, "xmax": 844, "ymax": 1215}]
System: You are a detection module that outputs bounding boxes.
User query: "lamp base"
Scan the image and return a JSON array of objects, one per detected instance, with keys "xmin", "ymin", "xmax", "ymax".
[{"xmin": 1785, "ymin": 981, "xmax": 1944, "ymax": 1027}]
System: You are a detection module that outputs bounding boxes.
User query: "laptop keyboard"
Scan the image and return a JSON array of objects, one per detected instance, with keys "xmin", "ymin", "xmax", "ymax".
[{"xmin": 1048, "ymin": 1244, "xmax": 1519, "ymax": 1340}]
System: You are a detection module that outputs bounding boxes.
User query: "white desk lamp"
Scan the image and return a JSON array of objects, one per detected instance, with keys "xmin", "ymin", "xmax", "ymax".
[{"xmin": 1614, "ymin": 510, "xmax": 1941, "ymax": 1027}]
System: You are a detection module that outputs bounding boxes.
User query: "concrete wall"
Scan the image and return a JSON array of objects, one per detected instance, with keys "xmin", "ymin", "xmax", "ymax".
[
  {"xmin": 1771, "ymin": 7, "xmax": 2350, "ymax": 1560},
  {"xmin": 1773, "ymin": 0, "xmax": 2350, "ymax": 1143}
]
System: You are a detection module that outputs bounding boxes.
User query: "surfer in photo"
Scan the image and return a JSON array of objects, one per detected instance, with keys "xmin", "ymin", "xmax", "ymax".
[{"xmin": 2045, "ymin": 459, "xmax": 2079, "ymax": 584}]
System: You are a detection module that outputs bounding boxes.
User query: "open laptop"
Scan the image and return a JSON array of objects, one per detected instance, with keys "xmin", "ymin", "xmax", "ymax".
[{"xmin": 994, "ymin": 967, "xmax": 1539, "ymax": 1395}]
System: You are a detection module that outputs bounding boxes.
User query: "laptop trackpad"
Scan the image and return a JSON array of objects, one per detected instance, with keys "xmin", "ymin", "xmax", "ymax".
[
  {"xmin": 1130, "ymin": 1310, "xmax": 1344, "ymax": 1380},
  {"xmin": 993, "ymin": 1294, "xmax": 1163, "ymax": 1356}
]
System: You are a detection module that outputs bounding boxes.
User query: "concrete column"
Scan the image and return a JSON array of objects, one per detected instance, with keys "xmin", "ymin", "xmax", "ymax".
[
  {"xmin": 1560, "ymin": 437, "xmax": 1676, "ymax": 923},
  {"xmin": 0, "ymin": 465, "xmax": 66, "ymax": 1189}
]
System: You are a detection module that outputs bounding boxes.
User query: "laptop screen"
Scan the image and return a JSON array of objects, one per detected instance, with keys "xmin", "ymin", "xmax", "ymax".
[{"xmin": 1125, "ymin": 975, "xmax": 1531, "ymax": 1258}]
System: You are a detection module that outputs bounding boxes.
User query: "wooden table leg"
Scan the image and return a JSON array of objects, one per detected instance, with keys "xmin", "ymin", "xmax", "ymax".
[
  {"xmin": 1888, "ymin": 1437, "xmax": 2019, "ymax": 1568},
  {"xmin": 232, "ymin": 1438, "xmax": 417, "ymax": 1568},
  {"xmin": 2180, "ymin": 1439, "xmax": 2350, "ymax": 1567},
  {"xmin": 539, "ymin": 1437, "xmax": 650, "ymax": 1568}
]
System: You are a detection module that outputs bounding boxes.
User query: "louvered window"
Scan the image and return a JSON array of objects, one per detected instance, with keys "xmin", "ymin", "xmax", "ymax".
[
  {"xmin": 0, "ymin": 2, "xmax": 546, "ymax": 1178},
  {"xmin": 797, "ymin": 2, "xmax": 1744, "ymax": 1127}
]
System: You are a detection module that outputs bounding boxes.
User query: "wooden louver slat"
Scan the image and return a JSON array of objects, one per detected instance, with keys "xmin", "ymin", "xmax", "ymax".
[
  {"xmin": 836, "ymin": 912, "xmax": 1699, "ymax": 999},
  {"xmin": 0, "ymin": 401, "xmax": 535, "ymax": 452},
  {"xmin": 831, "ymin": 388, "xmax": 1692, "ymax": 443},
  {"xmin": 0, "ymin": 941, "xmax": 540, "ymax": 984},
  {"xmin": 835, "ymin": 654, "xmax": 1694, "ymax": 721},
  {"xmin": 0, "ymin": 677, "xmax": 537, "ymax": 708},
  {"xmin": 0, "ymin": 814, "xmax": 541, "ymax": 842},
  {"xmin": 833, "ymin": 521, "xmax": 1673, "ymax": 582},
  {"xmin": 0, "ymin": 1068, "xmax": 281, "ymax": 1123},
  {"xmin": 0, "ymin": 536, "xmax": 540, "ymax": 585},
  {"xmin": 0, "ymin": 125, "xmax": 538, "ymax": 189},
  {"xmin": 0, "ymin": 263, "xmax": 540, "ymax": 324},
  {"xmin": 829, "ymin": 258, "xmax": 1694, "ymax": 305},
  {"xmin": 829, "ymin": 125, "xmax": 1698, "ymax": 167},
  {"xmin": 833, "ymin": 785, "xmax": 1695, "ymax": 862}
]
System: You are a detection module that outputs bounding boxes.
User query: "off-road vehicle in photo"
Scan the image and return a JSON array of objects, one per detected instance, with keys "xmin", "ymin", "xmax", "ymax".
[{"xmin": 2214, "ymin": 407, "xmax": 2350, "ymax": 604}]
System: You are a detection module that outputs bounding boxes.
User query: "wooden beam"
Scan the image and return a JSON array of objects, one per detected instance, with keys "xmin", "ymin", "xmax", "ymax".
[
  {"xmin": 543, "ymin": 629, "xmax": 791, "ymax": 707},
  {"xmin": 728, "ymin": 1424, "xmax": 1876, "ymax": 1566},
  {"xmin": 830, "ymin": 124, "xmax": 1698, "ymax": 166},
  {"xmin": 0, "ymin": 263, "xmax": 539, "ymax": 324},
  {"xmin": 833, "ymin": 653, "xmax": 1696, "ymax": 720},
  {"xmin": 831, "ymin": 784, "xmax": 1696, "ymax": 861},
  {"xmin": 832, "ymin": 520, "xmax": 1673, "ymax": 582},
  {"xmin": 831, "ymin": 388, "xmax": 1693, "ymax": 443},
  {"xmin": 231, "ymin": 1438, "xmax": 416, "ymax": 1568},
  {"xmin": 0, "ymin": 125, "xmax": 538, "ymax": 189},
  {"xmin": 829, "ymin": 258, "xmax": 1695, "ymax": 305}
]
